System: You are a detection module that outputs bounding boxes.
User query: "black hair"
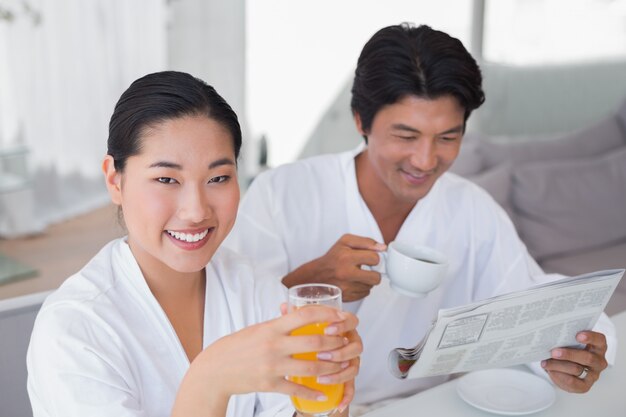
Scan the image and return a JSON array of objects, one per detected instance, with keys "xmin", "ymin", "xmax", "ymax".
[
  {"xmin": 351, "ymin": 23, "xmax": 485, "ymax": 139},
  {"xmin": 107, "ymin": 71, "xmax": 242, "ymax": 172}
]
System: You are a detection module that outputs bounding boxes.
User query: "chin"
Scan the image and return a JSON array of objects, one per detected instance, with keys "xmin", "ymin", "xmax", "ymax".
[
  {"xmin": 168, "ymin": 253, "xmax": 214, "ymax": 274},
  {"xmin": 169, "ymin": 262, "xmax": 209, "ymax": 274},
  {"xmin": 394, "ymin": 186, "xmax": 431, "ymax": 204}
]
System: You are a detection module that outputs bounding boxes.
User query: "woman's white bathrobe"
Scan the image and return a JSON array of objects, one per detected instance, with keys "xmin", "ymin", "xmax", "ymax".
[{"xmin": 27, "ymin": 238, "xmax": 295, "ymax": 417}]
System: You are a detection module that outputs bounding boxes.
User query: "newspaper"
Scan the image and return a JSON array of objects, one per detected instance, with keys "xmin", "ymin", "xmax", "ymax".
[{"xmin": 388, "ymin": 269, "xmax": 624, "ymax": 379}]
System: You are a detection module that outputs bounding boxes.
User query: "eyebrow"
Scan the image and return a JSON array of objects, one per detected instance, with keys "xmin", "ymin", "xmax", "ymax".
[
  {"xmin": 148, "ymin": 157, "xmax": 236, "ymax": 170},
  {"xmin": 391, "ymin": 123, "xmax": 464, "ymax": 135}
]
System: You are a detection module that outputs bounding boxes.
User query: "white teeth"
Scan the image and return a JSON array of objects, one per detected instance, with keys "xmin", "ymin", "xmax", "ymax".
[
  {"xmin": 405, "ymin": 171, "xmax": 427, "ymax": 179},
  {"xmin": 167, "ymin": 229, "xmax": 209, "ymax": 243}
]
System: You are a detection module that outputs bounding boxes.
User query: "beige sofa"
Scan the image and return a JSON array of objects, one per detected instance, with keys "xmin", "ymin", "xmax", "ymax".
[{"xmin": 451, "ymin": 98, "xmax": 626, "ymax": 315}]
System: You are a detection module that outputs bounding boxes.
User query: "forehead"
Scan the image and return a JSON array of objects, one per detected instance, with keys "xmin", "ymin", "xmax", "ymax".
[
  {"xmin": 374, "ymin": 95, "xmax": 465, "ymax": 131},
  {"xmin": 138, "ymin": 115, "xmax": 234, "ymax": 157}
]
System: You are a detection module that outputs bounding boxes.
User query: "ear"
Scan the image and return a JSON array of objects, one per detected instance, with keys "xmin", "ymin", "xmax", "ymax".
[
  {"xmin": 353, "ymin": 112, "xmax": 365, "ymax": 136},
  {"xmin": 102, "ymin": 155, "xmax": 122, "ymax": 205}
]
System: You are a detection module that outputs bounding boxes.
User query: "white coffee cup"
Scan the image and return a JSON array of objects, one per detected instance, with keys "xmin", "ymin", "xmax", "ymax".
[{"xmin": 376, "ymin": 242, "xmax": 448, "ymax": 297}]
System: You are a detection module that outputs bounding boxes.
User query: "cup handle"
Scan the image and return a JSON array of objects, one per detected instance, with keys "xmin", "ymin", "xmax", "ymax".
[{"xmin": 363, "ymin": 250, "xmax": 387, "ymax": 277}]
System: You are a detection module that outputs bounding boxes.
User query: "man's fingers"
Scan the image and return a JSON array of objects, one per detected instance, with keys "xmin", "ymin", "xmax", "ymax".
[
  {"xmin": 334, "ymin": 276, "xmax": 380, "ymax": 302},
  {"xmin": 551, "ymin": 347, "xmax": 607, "ymax": 372},
  {"xmin": 349, "ymin": 248, "xmax": 384, "ymax": 267},
  {"xmin": 577, "ymin": 331, "xmax": 607, "ymax": 355},
  {"xmin": 545, "ymin": 369, "xmax": 593, "ymax": 393},
  {"xmin": 342, "ymin": 286, "xmax": 373, "ymax": 302},
  {"xmin": 339, "ymin": 234, "xmax": 386, "ymax": 251},
  {"xmin": 542, "ymin": 358, "xmax": 591, "ymax": 379},
  {"xmin": 346, "ymin": 269, "xmax": 382, "ymax": 286}
]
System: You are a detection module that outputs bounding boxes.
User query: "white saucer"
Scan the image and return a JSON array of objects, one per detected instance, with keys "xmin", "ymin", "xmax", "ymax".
[{"xmin": 456, "ymin": 368, "xmax": 556, "ymax": 415}]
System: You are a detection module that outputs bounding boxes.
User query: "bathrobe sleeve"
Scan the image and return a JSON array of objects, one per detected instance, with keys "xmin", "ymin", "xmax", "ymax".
[{"xmin": 27, "ymin": 304, "xmax": 147, "ymax": 417}]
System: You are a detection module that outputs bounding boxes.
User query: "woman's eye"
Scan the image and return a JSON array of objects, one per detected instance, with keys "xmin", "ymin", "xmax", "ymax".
[
  {"xmin": 209, "ymin": 175, "xmax": 230, "ymax": 184},
  {"xmin": 156, "ymin": 177, "xmax": 177, "ymax": 184}
]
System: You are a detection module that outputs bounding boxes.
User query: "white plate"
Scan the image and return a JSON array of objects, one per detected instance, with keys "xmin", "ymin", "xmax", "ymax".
[{"xmin": 456, "ymin": 368, "xmax": 556, "ymax": 415}]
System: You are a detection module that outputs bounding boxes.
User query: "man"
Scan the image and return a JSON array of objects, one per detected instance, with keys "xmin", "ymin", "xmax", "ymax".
[{"xmin": 225, "ymin": 24, "xmax": 614, "ymax": 407}]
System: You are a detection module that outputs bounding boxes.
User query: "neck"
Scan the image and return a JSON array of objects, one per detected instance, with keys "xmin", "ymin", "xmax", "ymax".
[
  {"xmin": 128, "ymin": 243, "xmax": 206, "ymax": 362},
  {"xmin": 355, "ymin": 151, "xmax": 416, "ymax": 243},
  {"xmin": 146, "ymin": 268, "xmax": 206, "ymax": 306},
  {"xmin": 128, "ymin": 242, "xmax": 205, "ymax": 304}
]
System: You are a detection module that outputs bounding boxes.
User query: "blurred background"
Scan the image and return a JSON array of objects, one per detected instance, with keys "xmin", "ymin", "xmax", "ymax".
[{"xmin": 0, "ymin": 0, "xmax": 625, "ymax": 295}]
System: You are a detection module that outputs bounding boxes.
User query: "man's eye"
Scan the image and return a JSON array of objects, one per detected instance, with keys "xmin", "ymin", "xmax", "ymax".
[
  {"xmin": 209, "ymin": 175, "xmax": 230, "ymax": 184},
  {"xmin": 156, "ymin": 177, "xmax": 177, "ymax": 184}
]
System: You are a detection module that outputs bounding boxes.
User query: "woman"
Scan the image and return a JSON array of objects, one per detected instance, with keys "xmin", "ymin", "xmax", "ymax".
[{"xmin": 27, "ymin": 71, "xmax": 361, "ymax": 417}]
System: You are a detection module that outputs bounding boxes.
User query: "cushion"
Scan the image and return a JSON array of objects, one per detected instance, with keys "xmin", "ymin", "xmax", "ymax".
[
  {"xmin": 480, "ymin": 116, "xmax": 625, "ymax": 169},
  {"xmin": 539, "ymin": 240, "xmax": 626, "ymax": 316},
  {"xmin": 540, "ymin": 241, "xmax": 626, "ymax": 277},
  {"xmin": 512, "ymin": 146, "xmax": 626, "ymax": 261},
  {"xmin": 617, "ymin": 97, "xmax": 626, "ymax": 135},
  {"xmin": 467, "ymin": 163, "xmax": 514, "ymax": 219}
]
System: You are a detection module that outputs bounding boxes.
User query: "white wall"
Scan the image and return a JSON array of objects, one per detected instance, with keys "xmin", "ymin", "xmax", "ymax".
[
  {"xmin": 167, "ymin": 0, "xmax": 254, "ymax": 177},
  {"xmin": 246, "ymin": 0, "xmax": 473, "ymax": 167},
  {"xmin": 0, "ymin": 0, "xmax": 168, "ymax": 237},
  {"xmin": 168, "ymin": 0, "xmax": 246, "ymax": 119}
]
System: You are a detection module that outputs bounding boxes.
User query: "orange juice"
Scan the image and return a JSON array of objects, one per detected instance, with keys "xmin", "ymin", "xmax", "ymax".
[{"xmin": 289, "ymin": 322, "xmax": 344, "ymax": 415}]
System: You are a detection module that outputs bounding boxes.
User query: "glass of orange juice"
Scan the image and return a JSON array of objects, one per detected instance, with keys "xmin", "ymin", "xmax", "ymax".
[{"xmin": 288, "ymin": 284, "xmax": 344, "ymax": 417}]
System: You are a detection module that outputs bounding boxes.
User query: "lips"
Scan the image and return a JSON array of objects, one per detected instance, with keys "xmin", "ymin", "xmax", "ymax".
[{"xmin": 400, "ymin": 169, "xmax": 431, "ymax": 185}]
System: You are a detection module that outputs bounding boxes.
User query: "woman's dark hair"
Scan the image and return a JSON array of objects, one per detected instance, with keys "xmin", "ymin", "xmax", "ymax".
[
  {"xmin": 351, "ymin": 23, "xmax": 485, "ymax": 138},
  {"xmin": 107, "ymin": 71, "xmax": 242, "ymax": 172}
]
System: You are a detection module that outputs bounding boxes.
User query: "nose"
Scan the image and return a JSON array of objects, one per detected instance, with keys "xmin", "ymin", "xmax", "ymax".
[
  {"xmin": 177, "ymin": 185, "xmax": 211, "ymax": 224},
  {"xmin": 409, "ymin": 138, "xmax": 437, "ymax": 172}
]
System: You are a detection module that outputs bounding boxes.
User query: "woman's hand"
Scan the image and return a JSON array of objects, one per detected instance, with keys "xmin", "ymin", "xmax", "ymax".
[
  {"xmin": 172, "ymin": 305, "xmax": 362, "ymax": 417},
  {"xmin": 304, "ymin": 309, "xmax": 361, "ymax": 414},
  {"xmin": 199, "ymin": 305, "xmax": 360, "ymax": 399},
  {"xmin": 322, "ymin": 322, "xmax": 362, "ymax": 413},
  {"xmin": 280, "ymin": 304, "xmax": 362, "ymax": 415}
]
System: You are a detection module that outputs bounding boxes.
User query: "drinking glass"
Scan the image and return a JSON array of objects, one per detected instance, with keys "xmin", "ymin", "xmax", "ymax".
[{"xmin": 288, "ymin": 284, "xmax": 343, "ymax": 417}]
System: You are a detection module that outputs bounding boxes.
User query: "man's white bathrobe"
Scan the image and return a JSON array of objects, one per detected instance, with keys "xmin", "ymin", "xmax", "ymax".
[
  {"xmin": 225, "ymin": 146, "xmax": 617, "ymax": 405},
  {"xmin": 27, "ymin": 239, "xmax": 294, "ymax": 417}
]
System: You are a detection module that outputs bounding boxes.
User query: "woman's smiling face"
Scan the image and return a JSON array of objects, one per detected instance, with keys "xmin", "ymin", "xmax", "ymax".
[{"xmin": 104, "ymin": 114, "xmax": 240, "ymax": 277}]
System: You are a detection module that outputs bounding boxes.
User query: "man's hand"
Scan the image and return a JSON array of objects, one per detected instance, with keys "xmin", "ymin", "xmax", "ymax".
[
  {"xmin": 541, "ymin": 331, "xmax": 608, "ymax": 393},
  {"xmin": 282, "ymin": 234, "xmax": 386, "ymax": 302}
]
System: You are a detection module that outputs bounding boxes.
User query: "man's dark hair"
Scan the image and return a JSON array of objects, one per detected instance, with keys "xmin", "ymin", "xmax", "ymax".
[{"xmin": 351, "ymin": 23, "xmax": 485, "ymax": 139}]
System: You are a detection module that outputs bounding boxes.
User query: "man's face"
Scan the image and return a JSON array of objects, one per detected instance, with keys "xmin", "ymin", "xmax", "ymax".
[{"xmin": 357, "ymin": 94, "xmax": 465, "ymax": 205}]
